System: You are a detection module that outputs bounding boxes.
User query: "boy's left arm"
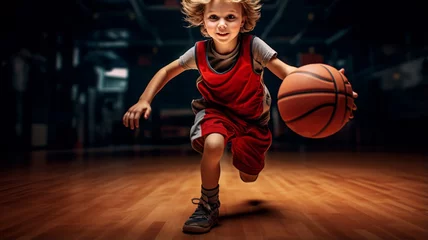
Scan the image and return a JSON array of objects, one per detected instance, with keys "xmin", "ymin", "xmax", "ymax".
[{"xmin": 265, "ymin": 57, "xmax": 297, "ymax": 81}]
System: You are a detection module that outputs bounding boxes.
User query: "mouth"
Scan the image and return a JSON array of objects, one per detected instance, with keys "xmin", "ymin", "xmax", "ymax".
[{"xmin": 216, "ymin": 33, "xmax": 229, "ymax": 37}]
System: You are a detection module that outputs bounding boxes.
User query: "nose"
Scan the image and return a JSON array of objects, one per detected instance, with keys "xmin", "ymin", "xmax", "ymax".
[{"xmin": 218, "ymin": 18, "xmax": 226, "ymax": 31}]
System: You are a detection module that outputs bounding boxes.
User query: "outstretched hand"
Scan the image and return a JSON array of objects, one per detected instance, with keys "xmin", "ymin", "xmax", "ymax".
[
  {"xmin": 122, "ymin": 100, "xmax": 152, "ymax": 130},
  {"xmin": 339, "ymin": 68, "xmax": 358, "ymax": 121}
]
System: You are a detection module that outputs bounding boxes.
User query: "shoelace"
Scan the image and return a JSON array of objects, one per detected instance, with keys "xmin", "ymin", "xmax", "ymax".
[{"xmin": 189, "ymin": 198, "xmax": 213, "ymax": 220}]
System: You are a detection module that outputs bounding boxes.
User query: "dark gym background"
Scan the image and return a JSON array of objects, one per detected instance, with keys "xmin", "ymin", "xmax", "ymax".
[
  {"xmin": 1, "ymin": 0, "xmax": 427, "ymax": 157},
  {"xmin": 1, "ymin": 0, "xmax": 427, "ymax": 158}
]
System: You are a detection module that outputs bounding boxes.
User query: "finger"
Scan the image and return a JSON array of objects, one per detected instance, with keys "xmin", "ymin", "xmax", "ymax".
[
  {"xmin": 144, "ymin": 108, "xmax": 151, "ymax": 119},
  {"xmin": 134, "ymin": 111, "xmax": 142, "ymax": 129},
  {"xmin": 339, "ymin": 68, "xmax": 345, "ymax": 74},
  {"xmin": 353, "ymin": 91, "xmax": 358, "ymax": 98},
  {"xmin": 349, "ymin": 111, "xmax": 354, "ymax": 119},
  {"xmin": 352, "ymin": 103, "xmax": 357, "ymax": 111},
  {"xmin": 134, "ymin": 118, "xmax": 140, "ymax": 129},
  {"xmin": 129, "ymin": 112, "xmax": 135, "ymax": 130},
  {"xmin": 123, "ymin": 112, "xmax": 129, "ymax": 127}
]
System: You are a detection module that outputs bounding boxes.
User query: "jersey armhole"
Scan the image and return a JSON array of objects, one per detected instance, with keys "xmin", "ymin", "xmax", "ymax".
[
  {"xmin": 194, "ymin": 42, "xmax": 200, "ymax": 73},
  {"xmin": 250, "ymin": 35, "xmax": 262, "ymax": 76}
]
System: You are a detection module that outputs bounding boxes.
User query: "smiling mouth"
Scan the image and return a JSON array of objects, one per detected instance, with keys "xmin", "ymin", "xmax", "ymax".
[{"xmin": 217, "ymin": 33, "xmax": 229, "ymax": 37}]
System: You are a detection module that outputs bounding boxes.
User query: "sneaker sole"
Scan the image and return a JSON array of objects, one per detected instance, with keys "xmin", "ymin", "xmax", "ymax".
[{"xmin": 182, "ymin": 221, "xmax": 218, "ymax": 233}]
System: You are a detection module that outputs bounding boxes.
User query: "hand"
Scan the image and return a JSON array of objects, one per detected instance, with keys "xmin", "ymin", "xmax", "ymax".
[
  {"xmin": 122, "ymin": 100, "xmax": 152, "ymax": 130},
  {"xmin": 339, "ymin": 68, "xmax": 358, "ymax": 121}
]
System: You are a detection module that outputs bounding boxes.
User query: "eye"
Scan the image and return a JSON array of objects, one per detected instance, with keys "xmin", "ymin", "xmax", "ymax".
[
  {"xmin": 208, "ymin": 15, "xmax": 219, "ymax": 20},
  {"xmin": 227, "ymin": 14, "xmax": 236, "ymax": 20}
]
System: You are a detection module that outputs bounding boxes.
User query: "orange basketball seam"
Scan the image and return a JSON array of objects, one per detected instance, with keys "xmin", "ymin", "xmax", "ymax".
[
  {"xmin": 284, "ymin": 103, "xmax": 335, "ymax": 123},
  {"xmin": 278, "ymin": 90, "xmax": 352, "ymax": 100},
  {"xmin": 312, "ymin": 65, "xmax": 338, "ymax": 138},
  {"xmin": 288, "ymin": 70, "xmax": 333, "ymax": 82}
]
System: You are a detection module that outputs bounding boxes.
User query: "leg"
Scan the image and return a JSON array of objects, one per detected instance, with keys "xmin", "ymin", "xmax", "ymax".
[
  {"xmin": 232, "ymin": 125, "xmax": 272, "ymax": 182},
  {"xmin": 184, "ymin": 109, "xmax": 234, "ymax": 233},
  {"xmin": 183, "ymin": 133, "xmax": 225, "ymax": 233},
  {"xmin": 183, "ymin": 133, "xmax": 224, "ymax": 233},
  {"xmin": 200, "ymin": 133, "xmax": 224, "ymax": 189}
]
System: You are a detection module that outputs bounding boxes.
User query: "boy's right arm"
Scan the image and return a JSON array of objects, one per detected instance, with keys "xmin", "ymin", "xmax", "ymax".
[{"xmin": 123, "ymin": 59, "xmax": 186, "ymax": 130}]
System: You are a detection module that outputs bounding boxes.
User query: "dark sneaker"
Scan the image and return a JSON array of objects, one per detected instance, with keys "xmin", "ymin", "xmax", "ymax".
[{"xmin": 182, "ymin": 197, "xmax": 220, "ymax": 233}]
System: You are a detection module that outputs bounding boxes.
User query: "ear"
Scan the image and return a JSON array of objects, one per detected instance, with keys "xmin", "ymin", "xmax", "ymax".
[{"xmin": 241, "ymin": 16, "xmax": 246, "ymax": 27}]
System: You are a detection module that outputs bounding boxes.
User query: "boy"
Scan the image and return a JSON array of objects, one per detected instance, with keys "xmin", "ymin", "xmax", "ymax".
[{"xmin": 123, "ymin": 0, "xmax": 357, "ymax": 233}]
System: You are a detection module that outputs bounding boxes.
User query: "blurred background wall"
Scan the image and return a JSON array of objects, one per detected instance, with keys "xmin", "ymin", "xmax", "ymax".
[{"xmin": 0, "ymin": 0, "xmax": 427, "ymax": 157}]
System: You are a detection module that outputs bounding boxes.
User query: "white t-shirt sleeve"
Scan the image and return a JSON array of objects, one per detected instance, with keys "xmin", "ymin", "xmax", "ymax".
[
  {"xmin": 178, "ymin": 46, "xmax": 198, "ymax": 70},
  {"xmin": 252, "ymin": 36, "xmax": 278, "ymax": 68}
]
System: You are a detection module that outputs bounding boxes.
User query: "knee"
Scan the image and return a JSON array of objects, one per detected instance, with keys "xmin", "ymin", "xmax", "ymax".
[
  {"xmin": 240, "ymin": 171, "xmax": 258, "ymax": 183},
  {"xmin": 204, "ymin": 133, "xmax": 225, "ymax": 155}
]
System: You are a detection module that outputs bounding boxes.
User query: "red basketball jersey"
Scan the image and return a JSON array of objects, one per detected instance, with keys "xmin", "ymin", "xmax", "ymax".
[{"xmin": 195, "ymin": 34, "xmax": 266, "ymax": 121}]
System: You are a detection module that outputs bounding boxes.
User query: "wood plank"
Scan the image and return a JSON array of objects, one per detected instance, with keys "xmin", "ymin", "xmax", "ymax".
[{"xmin": 0, "ymin": 151, "xmax": 427, "ymax": 239}]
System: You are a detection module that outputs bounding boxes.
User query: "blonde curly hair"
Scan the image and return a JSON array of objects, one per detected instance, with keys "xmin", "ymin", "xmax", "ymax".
[{"xmin": 181, "ymin": 0, "xmax": 262, "ymax": 37}]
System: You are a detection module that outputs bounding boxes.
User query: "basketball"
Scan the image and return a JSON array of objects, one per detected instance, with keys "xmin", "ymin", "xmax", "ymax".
[{"xmin": 277, "ymin": 63, "xmax": 355, "ymax": 138}]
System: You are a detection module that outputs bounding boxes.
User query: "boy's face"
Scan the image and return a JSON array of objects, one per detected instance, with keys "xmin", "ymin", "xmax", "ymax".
[{"xmin": 203, "ymin": 0, "xmax": 245, "ymax": 46}]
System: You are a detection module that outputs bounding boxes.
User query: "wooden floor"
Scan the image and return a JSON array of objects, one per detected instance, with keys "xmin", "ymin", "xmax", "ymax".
[{"xmin": 1, "ymin": 150, "xmax": 427, "ymax": 239}]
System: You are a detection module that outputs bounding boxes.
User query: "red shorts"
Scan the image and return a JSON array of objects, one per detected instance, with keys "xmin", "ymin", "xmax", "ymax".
[{"xmin": 190, "ymin": 108, "xmax": 272, "ymax": 175}]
